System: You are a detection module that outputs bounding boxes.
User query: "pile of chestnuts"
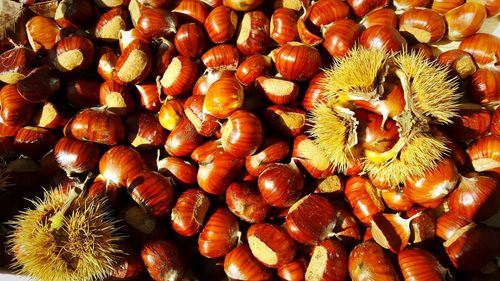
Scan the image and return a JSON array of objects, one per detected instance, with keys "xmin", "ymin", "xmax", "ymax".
[{"xmin": 0, "ymin": 0, "xmax": 499, "ymax": 280}]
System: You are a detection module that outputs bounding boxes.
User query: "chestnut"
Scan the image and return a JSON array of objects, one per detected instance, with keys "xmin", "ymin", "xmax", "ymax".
[
  {"xmin": 54, "ymin": 0, "xmax": 97, "ymax": 29},
  {"xmin": 16, "ymin": 66, "xmax": 60, "ymax": 103},
  {"xmin": 94, "ymin": 7, "xmax": 129, "ymax": 41},
  {"xmin": 226, "ymin": 181, "xmax": 271, "ymax": 223},
  {"xmin": 344, "ymin": 176, "xmax": 385, "ymax": 225},
  {"xmin": 49, "ymin": 35, "xmax": 95, "ymax": 73},
  {"xmin": 348, "ymin": 241, "xmax": 399, "ymax": 281},
  {"xmin": 171, "ymin": 188, "xmax": 210, "ymax": 237},
  {"xmin": 113, "ymin": 39, "xmax": 152, "ymax": 85},
  {"xmin": 69, "ymin": 107, "xmax": 125, "ymax": 145},
  {"xmin": 247, "ymin": 223, "xmax": 297, "ymax": 268},
  {"xmin": 270, "ymin": 42, "xmax": 321, "ymax": 81},
  {"xmin": 25, "ymin": 16, "xmax": 60, "ymax": 53},
  {"xmin": 174, "ymin": 23, "xmax": 206, "ymax": 58},
  {"xmin": 236, "ymin": 54, "xmax": 272, "ymax": 86},
  {"xmin": 172, "ymin": 0, "xmax": 210, "ymax": 25},
  {"xmin": 0, "ymin": 84, "xmax": 37, "ymax": 127},
  {"xmin": 164, "ymin": 118, "xmax": 204, "ymax": 157},
  {"xmin": 360, "ymin": 25, "xmax": 407, "ymax": 52},
  {"xmin": 198, "ymin": 208, "xmax": 239, "ymax": 258},
  {"xmin": 201, "ymin": 44, "xmax": 241, "ymax": 70},
  {"xmin": 224, "ymin": 244, "xmax": 273, "ymax": 280},
  {"xmin": 307, "ymin": 0, "xmax": 350, "ymax": 27},
  {"xmin": 127, "ymin": 171, "xmax": 175, "ymax": 218},
  {"xmin": 157, "ymin": 156, "xmax": 197, "ymax": 187},
  {"xmin": 99, "ymin": 145, "xmax": 148, "ymax": 187},
  {"xmin": 270, "ymin": 8, "xmax": 299, "ymax": 45},
  {"xmin": 203, "ymin": 76, "xmax": 244, "ymax": 119},
  {"xmin": 204, "ymin": 6, "xmax": 238, "ymax": 43},
  {"xmin": 136, "ymin": 6, "xmax": 178, "ymax": 39},
  {"xmin": 398, "ymin": 248, "xmax": 446, "ymax": 281},
  {"xmin": 245, "ymin": 137, "xmax": 290, "ymax": 177},
  {"xmin": 285, "ymin": 194, "xmax": 336, "ymax": 245},
  {"xmin": 14, "ymin": 126, "xmax": 57, "ymax": 160},
  {"xmin": 305, "ymin": 239, "xmax": 347, "ymax": 281},
  {"xmin": 160, "ymin": 55, "xmax": 199, "ymax": 97},
  {"xmin": 0, "ymin": 46, "xmax": 35, "ymax": 84},
  {"xmin": 258, "ymin": 163, "xmax": 304, "ymax": 208},
  {"xmin": 141, "ymin": 240, "xmax": 186, "ymax": 281},
  {"xmin": 53, "ymin": 137, "xmax": 101, "ymax": 174},
  {"xmin": 126, "ymin": 112, "xmax": 168, "ymax": 150},
  {"xmin": 236, "ymin": 11, "xmax": 271, "ymax": 56},
  {"xmin": 221, "ymin": 110, "xmax": 264, "ymax": 158}
]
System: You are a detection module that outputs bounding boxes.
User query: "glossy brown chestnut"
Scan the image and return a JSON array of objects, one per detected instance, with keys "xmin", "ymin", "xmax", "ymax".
[
  {"xmin": 54, "ymin": 0, "xmax": 97, "ymax": 29},
  {"xmin": 256, "ymin": 76, "xmax": 299, "ymax": 105},
  {"xmin": 347, "ymin": 0, "xmax": 389, "ymax": 17},
  {"xmin": 322, "ymin": 19, "xmax": 360, "ymax": 59},
  {"xmin": 459, "ymin": 33, "xmax": 500, "ymax": 67},
  {"xmin": 235, "ymin": 55, "xmax": 272, "ymax": 86},
  {"xmin": 270, "ymin": 8, "xmax": 299, "ymax": 45},
  {"xmin": 0, "ymin": 84, "xmax": 36, "ymax": 127},
  {"xmin": 141, "ymin": 240, "xmax": 186, "ymax": 281},
  {"xmin": 118, "ymin": 28, "xmax": 149, "ymax": 52},
  {"xmin": 236, "ymin": 11, "xmax": 270, "ymax": 56},
  {"xmin": 25, "ymin": 16, "xmax": 60, "ymax": 52},
  {"xmin": 305, "ymin": 239, "xmax": 347, "ymax": 281},
  {"xmin": 381, "ymin": 188, "xmax": 414, "ymax": 211},
  {"xmin": 201, "ymin": 44, "xmax": 241, "ymax": 70},
  {"xmin": 174, "ymin": 23, "xmax": 206, "ymax": 58},
  {"xmin": 198, "ymin": 208, "xmax": 239, "ymax": 258},
  {"xmin": 160, "ymin": 56, "xmax": 199, "ymax": 97},
  {"xmin": 258, "ymin": 163, "xmax": 304, "ymax": 208},
  {"xmin": 192, "ymin": 69, "xmax": 234, "ymax": 96},
  {"xmin": 172, "ymin": 0, "xmax": 210, "ymax": 25},
  {"xmin": 94, "ymin": 7, "xmax": 129, "ymax": 41},
  {"xmin": 302, "ymin": 72, "xmax": 327, "ymax": 111},
  {"xmin": 221, "ymin": 110, "xmax": 264, "ymax": 158},
  {"xmin": 285, "ymin": 194, "xmax": 336, "ymax": 245},
  {"xmin": 404, "ymin": 157, "xmax": 460, "ymax": 208},
  {"xmin": 393, "ymin": 0, "xmax": 431, "ymax": 10},
  {"xmin": 53, "ymin": 137, "xmax": 101, "ymax": 174},
  {"xmin": 398, "ymin": 248, "xmax": 446, "ymax": 281},
  {"xmin": 49, "ymin": 35, "xmax": 95, "ymax": 73},
  {"xmin": 224, "ymin": 244, "xmax": 273, "ymax": 281},
  {"xmin": 399, "ymin": 8, "xmax": 446, "ymax": 43},
  {"xmin": 360, "ymin": 25, "xmax": 407, "ymax": 52},
  {"xmin": 158, "ymin": 156, "xmax": 197, "ymax": 187},
  {"xmin": 164, "ymin": 118, "xmax": 204, "ymax": 157},
  {"xmin": 445, "ymin": 2, "xmax": 486, "ymax": 40},
  {"xmin": 344, "ymin": 176, "xmax": 385, "ymax": 225},
  {"xmin": 171, "ymin": 188, "xmax": 210, "ymax": 237},
  {"xmin": 247, "ymin": 223, "xmax": 297, "ymax": 267},
  {"xmin": 204, "ymin": 6, "xmax": 238, "ymax": 43},
  {"xmin": 99, "ymin": 145, "xmax": 148, "ymax": 187},
  {"xmin": 226, "ymin": 181, "xmax": 271, "ymax": 223},
  {"xmin": 468, "ymin": 68, "xmax": 499, "ymax": 106},
  {"xmin": 203, "ymin": 76, "xmax": 244, "ymax": 119},
  {"xmin": 223, "ymin": 0, "xmax": 264, "ymax": 11},
  {"xmin": 158, "ymin": 99, "xmax": 185, "ymax": 131},
  {"xmin": 360, "ymin": 8, "xmax": 398, "ymax": 29},
  {"xmin": 110, "ymin": 243, "xmax": 144, "ymax": 280},
  {"xmin": 136, "ymin": 6, "xmax": 178, "ymax": 39},
  {"xmin": 127, "ymin": 171, "xmax": 175, "ymax": 217},
  {"xmin": 348, "ymin": 241, "xmax": 399, "ymax": 281},
  {"xmin": 69, "ymin": 107, "xmax": 125, "ymax": 145},
  {"xmin": 448, "ymin": 174, "xmax": 500, "ymax": 221},
  {"xmin": 14, "ymin": 126, "xmax": 57, "ymax": 159},
  {"xmin": 0, "ymin": 46, "xmax": 35, "ymax": 84},
  {"xmin": 270, "ymin": 42, "xmax": 321, "ymax": 81},
  {"xmin": 113, "ymin": 39, "xmax": 152, "ymax": 85},
  {"xmin": 97, "ymin": 47, "xmax": 117, "ymax": 81}
]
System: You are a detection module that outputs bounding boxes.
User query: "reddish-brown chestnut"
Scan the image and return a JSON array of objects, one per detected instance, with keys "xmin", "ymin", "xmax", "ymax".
[
  {"xmin": 226, "ymin": 181, "xmax": 271, "ymax": 223},
  {"xmin": 141, "ymin": 240, "xmax": 186, "ymax": 281},
  {"xmin": 69, "ymin": 107, "xmax": 125, "ymax": 145},
  {"xmin": 305, "ymin": 239, "xmax": 348, "ymax": 281},
  {"xmin": 221, "ymin": 110, "xmax": 264, "ymax": 158},
  {"xmin": 171, "ymin": 188, "xmax": 210, "ymax": 237},
  {"xmin": 99, "ymin": 145, "xmax": 148, "ymax": 187},
  {"xmin": 54, "ymin": 137, "xmax": 101, "ymax": 174},
  {"xmin": 348, "ymin": 241, "xmax": 399, "ymax": 281},
  {"xmin": 247, "ymin": 223, "xmax": 297, "ymax": 268},
  {"xmin": 49, "ymin": 35, "xmax": 95, "ymax": 73},
  {"xmin": 270, "ymin": 42, "xmax": 321, "ymax": 81},
  {"xmin": 113, "ymin": 39, "xmax": 152, "ymax": 85},
  {"xmin": 224, "ymin": 244, "xmax": 273, "ymax": 281},
  {"xmin": 127, "ymin": 171, "xmax": 175, "ymax": 217},
  {"xmin": 198, "ymin": 208, "xmax": 239, "ymax": 258},
  {"xmin": 258, "ymin": 163, "xmax": 304, "ymax": 208},
  {"xmin": 204, "ymin": 6, "xmax": 238, "ymax": 43}
]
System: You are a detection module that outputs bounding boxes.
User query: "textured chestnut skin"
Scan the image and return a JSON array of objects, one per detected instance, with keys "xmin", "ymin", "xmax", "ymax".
[
  {"xmin": 224, "ymin": 244, "xmax": 273, "ymax": 281},
  {"xmin": 171, "ymin": 188, "xmax": 210, "ymax": 237},
  {"xmin": 398, "ymin": 248, "xmax": 446, "ymax": 281},
  {"xmin": 16, "ymin": 66, "xmax": 61, "ymax": 103},
  {"xmin": 54, "ymin": 137, "xmax": 101, "ymax": 174},
  {"xmin": 49, "ymin": 35, "xmax": 95, "ymax": 73},
  {"xmin": 127, "ymin": 171, "xmax": 175, "ymax": 218},
  {"xmin": 226, "ymin": 181, "xmax": 271, "ymax": 223},
  {"xmin": 247, "ymin": 223, "xmax": 297, "ymax": 267},
  {"xmin": 14, "ymin": 126, "xmax": 57, "ymax": 159},
  {"xmin": 141, "ymin": 240, "xmax": 186, "ymax": 281},
  {"xmin": 221, "ymin": 110, "xmax": 264, "ymax": 158},
  {"xmin": 348, "ymin": 241, "xmax": 399, "ymax": 281},
  {"xmin": 258, "ymin": 163, "xmax": 304, "ymax": 208},
  {"xmin": 271, "ymin": 43, "xmax": 321, "ymax": 81},
  {"xmin": 99, "ymin": 145, "xmax": 148, "ymax": 187},
  {"xmin": 0, "ymin": 84, "xmax": 37, "ymax": 127},
  {"xmin": 69, "ymin": 107, "xmax": 125, "ymax": 145},
  {"xmin": 198, "ymin": 208, "xmax": 239, "ymax": 258},
  {"xmin": 305, "ymin": 239, "xmax": 348, "ymax": 281},
  {"xmin": 285, "ymin": 194, "xmax": 336, "ymax": 245}
]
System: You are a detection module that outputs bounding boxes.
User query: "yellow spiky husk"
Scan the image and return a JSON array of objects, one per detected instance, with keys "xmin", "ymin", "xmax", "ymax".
[
  {"xmin": 364, "ymin": 134, "xmax": 449, "ymax": 186},
  {"xmin": 395, "ymin": 52, "xmax": 461, "ymax": 124},
  {"xmin": 310, "ymin": 48, "xmax": 461, "ymax": 185},
  {"xmin": 8, "ymin": 188, "xmax": 122, "ymax": 281},
  {"xmin": 321, "ymin": 48, "xmax": 392, "ymax": 102},
  {"xmin": 309, "ymin": 103, "xmax": 358, "ymax": 172}
]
